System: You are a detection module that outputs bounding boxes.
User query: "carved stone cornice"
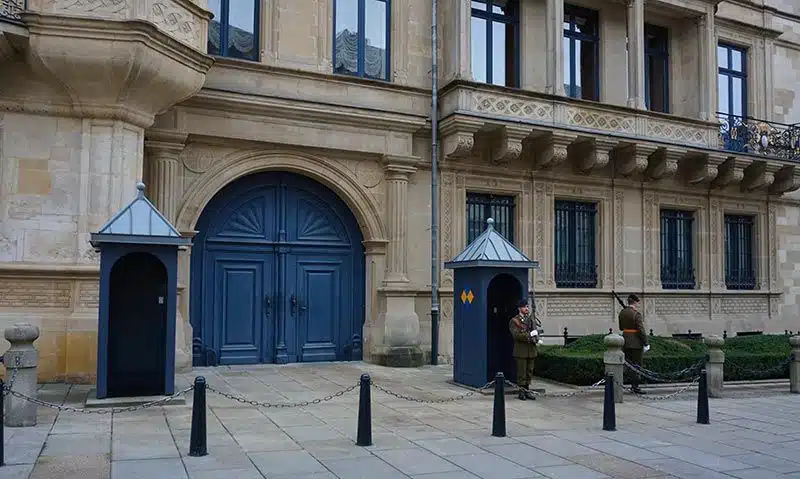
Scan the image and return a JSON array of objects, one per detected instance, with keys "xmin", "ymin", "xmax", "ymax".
[
  {"xmin": 19, "ymin": 13, "xmax": 213, "ymax": 129},
  {"xmin": 683, "ymin": 152, "xmax": 720, "ymax": 185},
  {"xmin": 741, "ymin": 161, "xmax": 775, "ymax": 193},
  {"xmin": 489, "ymin": 125, "xmax": 528, "ymax": 165},
  {"xmin": 645, "ymin": 147, "xmax": 684, "ymax": 181},
  {"xmin": 382, "ymin": 155, "xmax": 419, "ymax": 179},
  {"xmin": 614, "ymin": 144, "xmax": 657, "ymax": 177},
  {"xmin": 711, "ymin": 156, "xmax": 748, "ymax": 189},
  {"xmin": 144, "ymin": 129, "xmax": 189, "ymax": 155},
  {"xmin": 529, "ymin": 131, "xmax": 577, "ymax": 170},
  {"xmin": 769, "ymin": 165, "xmax": 800, "ymax": 195}
]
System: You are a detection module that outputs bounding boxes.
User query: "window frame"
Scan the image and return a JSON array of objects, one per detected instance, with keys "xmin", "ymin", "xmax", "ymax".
[
  {"xmin": 208, "ymin": 0, "xmax": 261, "ymax": 62},
  {"xmin": 717, "ymin": 42, "xmax": 748, "ymax": 119},
  {"xmin": 563, "ymin": 4, "xmax": 600, "ymax": 101},
  {"xmin": 332, "ymin": 0, "xmax": 392, "ymax": 81},
  {"xmin": 466, "ymin": 192, "xmax": 516, "ymax": 245},
  {"xmin": 470, "ymin": 0, "xmax": 521, "ymax": 87},
  {"xmin": 659, "ymin": 209, "xmax": 695, "ymax": 290},
  {"xmin": 724, "ymin": 214, "xmax": 757, "ymax": 290},
  {"xmin": 644, "ymin": 23, "xmax": 670, "ymax": 114},
  {"xmin": 554, "ymin": 199, "xmax": 598, "ymax": 288}
]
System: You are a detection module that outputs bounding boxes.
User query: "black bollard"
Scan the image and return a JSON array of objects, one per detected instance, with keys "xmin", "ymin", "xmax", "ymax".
[
  {"xmin": 492, "ymin": 372, "xmax": 506, "ymax": 437},
  {"xmin": 697, "ymin": 369, "xmax": 709, "ymax": 425},
  {"xmin": 356, "ymin": 374, "xmax": 372, "ymax": 447},
  {"xmin": 602, "ymin": 374, "xmax": 616, "ymax": 431},
  {"xmin": 0, "ymin": 379, "xmax": 4, "ymax": 467},
  {"xmin": 189, "ymin": 376, "xmax": 208, "ymax": 457}
]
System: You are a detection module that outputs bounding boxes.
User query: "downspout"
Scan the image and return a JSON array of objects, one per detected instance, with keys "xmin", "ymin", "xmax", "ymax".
[{"xmin": 430, "ymin": 0, "xmax": 440, "ymax": 366}]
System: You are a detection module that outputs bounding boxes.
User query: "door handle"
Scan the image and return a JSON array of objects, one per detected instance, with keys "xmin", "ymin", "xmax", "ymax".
[
  {"xmin": 290, "ymin": 294, "xmax": 297, "ymax": 317},
  {"xmin": 264, "ymin": 295, "xmax": 271, "ymax": 317}
]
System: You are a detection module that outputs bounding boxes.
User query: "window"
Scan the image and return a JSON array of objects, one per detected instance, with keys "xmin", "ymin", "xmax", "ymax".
[
  {"xmin": 718, "ymin": 43, "xmax": 748, "ymax": 151},
  {"xmin": 554, "ymin": 200, "xmax": 597, "ymax": 288},
  {"xmin": 334, "ymin": 0, "xmax": 390, "ymax": 80},
  {"xmin": 645, "ymin": 24, "xmax": 669, "ymax": 113},
  {"xmin": 466, "ymin": 193, "xmax": 515, "ymax": 244},
  {"xmin": 471, "ymin": 0, "xmax": 520, "ymax": 87},
  {"xmin": 724, "ymin": 215, "xmax": 756, "ymax": 290},
  {"xmin": 563, "ymin": 5, "xmax": 600, "ymax": 101},
  {"xmin": 660, "ymin": 209, "xmax": 695, "ymax": 289},
  {"xmin": 207, "ymin": 0, "xmax": 259, "ymax": 61}
]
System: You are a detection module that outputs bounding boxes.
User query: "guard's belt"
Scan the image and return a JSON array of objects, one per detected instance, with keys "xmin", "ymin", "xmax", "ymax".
[{"xmin": 622, "ymin": 329, "xmax": 639, "ymax": 333}]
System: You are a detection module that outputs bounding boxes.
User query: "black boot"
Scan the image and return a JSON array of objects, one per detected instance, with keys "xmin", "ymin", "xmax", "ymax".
[
  {"xmin": 518, "ymin": 390, "xmax": 527, "ymax": 400},
  {"xmin": 524, "ymin": 389, "xmax": 537, "ymax": 400}
]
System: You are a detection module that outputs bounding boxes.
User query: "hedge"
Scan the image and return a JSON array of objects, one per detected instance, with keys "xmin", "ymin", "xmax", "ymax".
[{"xmin": 534, "ymin": 334, "xmax": 792, "ymax": 385}]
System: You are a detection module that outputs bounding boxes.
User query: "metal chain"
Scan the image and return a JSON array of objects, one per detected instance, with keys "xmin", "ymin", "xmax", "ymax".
[
  {"xmin": 2, "ymin": 384, "xmax": 194, "ymax": 414},
  {"xmin": 626, "ymin": 375, "xmax": 701, "ymax": 401},
  {"xmin": 528, "ymin": 378, "xmax": 607, "ymax": 398},
  {"xmin": 206, "ymin": 382, "xmax": 359, "ymax": 408},
  {"xmin": 2, "ymin": 355, "xmax": 21, "ymax": 397},
  {"xmin": 725, "ymin": 357, "xmax": 791, "ymax": 378},
  {"xmin": 624, "ymin": 359, "xmax": 705, "ymax": 383},
  {"xmin": 369, "ymin": 380, "xmax": 494, "ymax": 403}
]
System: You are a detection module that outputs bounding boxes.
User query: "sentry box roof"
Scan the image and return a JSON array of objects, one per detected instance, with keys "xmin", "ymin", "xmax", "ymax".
[{"xmin": 444, "ymin": 218, "xmax": 539, "ymax": 270}]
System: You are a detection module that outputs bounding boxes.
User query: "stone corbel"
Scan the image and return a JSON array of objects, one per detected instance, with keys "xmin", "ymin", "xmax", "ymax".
[
  {"xmin": 645, "ymin": 147, "xmax": 683, "ymax": 181},
  {"xmin": 528, "ymin": 131, "xmax": 576, "ymax": 170},
  {"xmin": 145, "ymin": 129, "xmax": 189, "ymax": 222},
  {"xmin": 442, "ymin": 131, "xmax": 475, "ymax": 160},
  {"xmin": 769, "ymin": 165, "xmax": 800, "ymax": 195},
  {"xmin": 711, "ymin": 156, "xmax": 748, "ymax": 189},
  {"xmin": 489, "ymin": 126, "xmax": 528, "ymax": 165},
  {"xmin": 572, "ymin": 137, "xmax": 616, "ymax": 173},
  {"xmin": 741, "ymin": 161, "xmax": 775, "ymax": 193},
  {"xmin": 683, "ymin": 152, "xmax": 720, "ymax": 185},
  {"xmin": 614, "ymin": 143, "xmax": 656, "ymax": 177}
]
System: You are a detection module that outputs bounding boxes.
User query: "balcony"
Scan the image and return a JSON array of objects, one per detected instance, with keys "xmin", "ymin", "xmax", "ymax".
[
  {"xmin": 718, "ymin": 113, "xmax": 800, "ymax": 162},
  {"xmin": 0, "ymin": 0, "xmax": 24, "ymax": 24}
]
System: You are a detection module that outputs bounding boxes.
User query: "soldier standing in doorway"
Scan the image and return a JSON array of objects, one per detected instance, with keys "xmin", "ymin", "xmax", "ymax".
[
  {"xmin": 509, "ymin": 299, "xmax": 541, "ymax": 400},
  {"xmin": 618, "ymin": 293, "xmax": 648, "ymax": 394}
]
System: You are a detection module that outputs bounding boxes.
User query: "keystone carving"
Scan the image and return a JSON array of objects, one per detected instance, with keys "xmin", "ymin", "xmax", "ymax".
[
  {"xmin": 572, "ymin": 138, "xmax": 615, "ymax": 173},
  {"xmin": 769, "ymin": 165, "xmax": 800, "ymax": 195},
  {"xmin": 711, "ymin": 157, "xmax": 747, "ymax": 189},
  {"xmin": 614, "ymin": 144, "xmax": 655, "ymax": 177},
  {"xmin": 741, "ymin": 161, "xmax": 775, "ymax": 192},
  {"xmin": 645, "ymin": 147, "xmax": 683, "ymax": 181},
  {"xmin": 529, "ymin": 131, "xmax": 576, "ymax": 170},
  {"xmin": 683, "ymin": 153, "xmax": 720, "ymax": 185},
  {"xmin": 489, "ymin": 126, "xmax": 528, "ymax": 165}
]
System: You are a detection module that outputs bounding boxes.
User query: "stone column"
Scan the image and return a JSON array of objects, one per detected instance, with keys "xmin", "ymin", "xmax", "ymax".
[
  {"xmin": 604, "ymin": 334, "xmax": 625, "ymax": 403},
  {"xmin": 4, "ymin": 324, "xmax": 40, "ymax": 427},
  {"xmin": 697, "ymin": 7, "xmax": 717, "ymax": 121},
  {"xmin": 790, "ymin": 336, "xmax": 800, "ymax": 394},
  {"xmin": 626, "ymin": 0, "xmax": 646, "ymax": 109},
  {"xmin": 145, "ymin": 130, "xmax": 188, "ymax": 224},
  {"xmin": 546, "ymin": 0, "xmax": 565, "ymax": 95},
  {"xmin": 376, "ymin": 156, "xmax": 423, "ymax": 367},
  {"xmin": 704, "ymin": 335, "xmax": 725, "ymax": 398}
]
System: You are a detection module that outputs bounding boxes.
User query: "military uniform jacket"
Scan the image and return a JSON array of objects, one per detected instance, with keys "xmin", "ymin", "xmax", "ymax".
[
  {"xmin": 509, "ymin": 313, "xmax": 538, "ymax": 359},
  {"xmin": 618, "ymin": 307, "xmax": 648, "ymax": 350}
]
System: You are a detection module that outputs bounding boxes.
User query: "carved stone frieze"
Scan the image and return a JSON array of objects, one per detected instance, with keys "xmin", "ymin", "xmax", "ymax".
[
  {"xmin": 653, "ymin": 297, "xmax": 709, "ymax": 316},
  {"xmin": 566, "ymin": 107, "xmax": 635, "ymax": 134},
  {"xmin": 472, "ymin": 93, "xmax": 554, "ymax": 121},
  {"xmin": 720, "ymin": 296, "xmax": 769, "ymax": 315},
  {"xmin": 546, "ymin": 296, "xmax": 611, "ymax": 317},
  {"xmin": 150, "ymin": 1, "xmax": 203, "ymax": 50},
  {"xmin": 614, "ymin": 189, "xmax": 624, "ymax": 287},
  {"xmin": 712, "ymin": 157, "xmax": 748, "ymax": 189},
  {"xmin": 646, "ymin": 119, "xmax": 707, "ymax": 146}
]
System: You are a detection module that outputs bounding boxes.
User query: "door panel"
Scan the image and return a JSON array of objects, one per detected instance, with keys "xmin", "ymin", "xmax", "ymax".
[
  {"xmin": 288, "ymin": 253, "xmax": 348, "ymax": 362},
  {"xmin": 211, "ymin": 253, "xmax": 274, "ymax": 364}
]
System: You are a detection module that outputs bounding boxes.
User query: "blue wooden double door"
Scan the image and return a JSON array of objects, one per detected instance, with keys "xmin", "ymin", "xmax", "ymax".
[{"xmin": 191, "ymin": 172, "xmax": 365, "ymax": 365}]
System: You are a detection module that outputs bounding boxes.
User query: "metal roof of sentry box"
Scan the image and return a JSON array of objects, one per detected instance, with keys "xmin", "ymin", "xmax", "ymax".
[{"xmin": 444, "ymin": 218, "xmax": 539, "ymax": 270}]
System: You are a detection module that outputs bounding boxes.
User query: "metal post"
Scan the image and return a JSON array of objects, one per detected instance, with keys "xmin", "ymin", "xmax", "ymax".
[
  {"xmin": 429, "ymin": 0, "xmax": 440, "ymax": 366},
  {"xmin": 491, "ymin": 372, "xmax": 506, "ymax": 437},
  {"xmin": 0, "ymin": 379, "xmax": 4, "ymax": 467},
  {"xmin": 189, "ymin": 376, "xmax": 207, "ymax": 457},
  {"xmin": 697, "ymin": 369, "xmax": 709, "ymax": 425},
  {"xmin": 356, "ymin": 374, "xmax": 372, "ymax": 446},
  {"xmin": 602, "ymin": 374, "xmax": 616, "ymax": 431}
]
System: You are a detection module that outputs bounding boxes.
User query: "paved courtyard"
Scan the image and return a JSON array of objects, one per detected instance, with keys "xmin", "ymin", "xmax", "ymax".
[{"xmin": 2, "ymin": 363, "xmax": 800, "ymax": 479}]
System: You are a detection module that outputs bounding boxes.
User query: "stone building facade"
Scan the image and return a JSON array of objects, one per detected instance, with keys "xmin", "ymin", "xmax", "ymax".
[{"xmin": 0, "ymin": 0, "xmax": 798, "ymax": 382}]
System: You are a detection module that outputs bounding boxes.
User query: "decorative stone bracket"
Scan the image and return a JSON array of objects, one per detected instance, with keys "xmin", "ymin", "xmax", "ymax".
[
  {"xmin": 571, "ymin": 137, "xmax": 615, "ymax": 173},
  {"xmin": 645, "ymin": 147, "xmax": 683, "ymax": 181},
  {"xmin": 614, "ymin": 144, "xmax": 654, "ymax": 177},
  {"xmin": 488, "ymin": 125, "xmax": 527, "ymax": 165},
  {"xmin": 712, "ymin": 156, "xmax": 748, "ymax": 189},
  {"xmin": 528, "ymin": 131, "xmax": 577, "ymax": 170},
  {"xmin": 683, "ymin": 153, "xmax": 720, "ymax": 185},
  {"xmin": 741, "ymin": 162, "xmax": 776, "ymax": 193},
  {"xmin": 770, "ymin": 165, "xmax": 800, "ymax": 195}
]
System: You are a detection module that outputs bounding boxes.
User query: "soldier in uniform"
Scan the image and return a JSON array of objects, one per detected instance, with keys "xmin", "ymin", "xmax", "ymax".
[
  {"xmin": 618, "ymin": 293, "xmax": 648, "ymax": 394},
  {"xmin": 509, "ymin": 299, "xmax": 541, "ymax": 400}
]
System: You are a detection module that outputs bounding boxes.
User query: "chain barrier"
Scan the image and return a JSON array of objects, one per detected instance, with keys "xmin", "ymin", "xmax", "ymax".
[
  {"xmin": 369, "ymin": 380, "xmax": 493, "ymax": 403},
  {"xmin": 206, "ymin": 382, "xmax": 359, "ymax": 408},
  {"xmin": 2, "ymin": 355, "xmax": 21, "ymax": 397},
  {"xmin": 1, "ymin": 383, "xmax": 194, "ymax": 414},
  {"xmin": 626, "ymin": 375, "xmax": 701, "ymax": 401},
  {"xmin": 725, "ymin": 357, "xmax": 792, "ymax": 378},
  {"xmin": 623, "ymin": 359, "xmax": 705, "ymax": 383},
  {"xmin": 528, "ymin": 378, "xmax": 607, "ymax": 398}
]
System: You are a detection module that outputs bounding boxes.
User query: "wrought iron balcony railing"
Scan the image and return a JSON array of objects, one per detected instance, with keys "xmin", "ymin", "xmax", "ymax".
[
  {"xmin": 660, "ymin": 266, "xmax": 696, "ymax": 290},
  {"xmin": 554, "ymin": 263, "xmax": 598, "ymax": 288},
  {"xmin": 0, "ymin": 0, "xmax": 25, "ymax": 24},
  {"xmin": 718, "ymin": 112, "xmax": 800, "ymax": 162}
]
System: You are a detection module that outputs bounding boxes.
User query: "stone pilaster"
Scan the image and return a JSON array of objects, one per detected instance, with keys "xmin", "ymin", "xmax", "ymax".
[
  {"xmin": 626, "ymin": 0, "xmax": 646, "ymax": 109},
  {"xmin": 145, "ymin": 130, "xmax": 188, "ymax": 223},
  {"xmin": 697, "ymin": 7, "xmax": 717, "ymax": 121},
  {"xmin": 375, "ymin": 155, "xmax": 424, "ymax": 367},
  {"xmin": 546, "ymin": 0, "xmax": 565, "ymax": 95}
]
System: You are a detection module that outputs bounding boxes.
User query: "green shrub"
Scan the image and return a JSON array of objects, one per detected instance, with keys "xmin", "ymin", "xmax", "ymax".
[{"xmin": 534, "ymin": 334, "xmax": 792, "ymax": 385}]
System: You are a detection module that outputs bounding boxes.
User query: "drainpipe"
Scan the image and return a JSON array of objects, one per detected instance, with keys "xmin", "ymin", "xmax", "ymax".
[{"xmin": 430, "ymin": 0, "xmax": 440, "ymax": 366}]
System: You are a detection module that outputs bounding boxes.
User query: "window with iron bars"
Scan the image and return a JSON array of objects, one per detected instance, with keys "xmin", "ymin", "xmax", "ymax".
[
  {"xmin": 466, "ymin": 193, "xmax": 515, "ymax": 244},
  {"xmin": 554, "ymin": 200, "xmax": 598, "ymax": 288},
  {"xmin": 724, "ymin": 214, "xmax": 756, "ymax": 290},
  {"xmin": 660, "ymin": 209, "xmax": 695, "ymax": 289}
]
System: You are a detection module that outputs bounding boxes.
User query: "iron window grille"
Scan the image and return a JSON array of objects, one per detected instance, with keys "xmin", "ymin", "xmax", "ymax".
[
  {"xmin": 660, "ymin": 209, "xmax": 695, "ymax": 290},
  {"xmin": 207, "ymin": 0, "xmax": 260, "ymax": 61},
  {"xmin": 724, "ymin": 214, "xmax": 757, "ymax": 290},
  {"xmin": 470, "ymin": 0, "xmax": 520, "ymax": 87},
  {"xmin": 554, "ymin": 200, "xmax": 598, "ymax": 288},
  {"xmin": 466, "ymin": 193, "xmax": 515, "ymax": 244},
  {"xmin": 333, "ymin": 0, "xmax": 391, "ymax": 81},
  {"xmin": 563, "ymin": 4, "xmax": 600, "ymax": 101}
]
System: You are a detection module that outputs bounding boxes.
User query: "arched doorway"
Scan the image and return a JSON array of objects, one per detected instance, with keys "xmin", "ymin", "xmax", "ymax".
[
  {"xmin": 486, "ymin": 273, "xmax": 523, "ymax": 383},
  {"xmin": 190, "ymin": 172, "xmax": 365, "ymax": 366},
  {"xmin": 108, "ymin": 252, "xmax": 168, "ymax": 397}
]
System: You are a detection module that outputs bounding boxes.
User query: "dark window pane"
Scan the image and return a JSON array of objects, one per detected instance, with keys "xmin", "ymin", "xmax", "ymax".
[
  {"xmin": 660, "ymin": 209, "xmax": 695, "ymax": 289},
  {"xmin": 717, "ymin": 43, "xmax": 748, "ymax": 121},
  {"xmin": 227, "ymin": 0, "xmax": 257, "ymax": 60},
  {"xmin": 724, "ymin": 215, "xmax": 756, "ymax": 290},
  {"xmin": 554, "ymin": 200, "xmax": 597, "ymax": 288},
  {"xmin": 365, "ymin": 0, "xmax": 388, "ymax": 79},
  {"xmin": 471, "ymin": 0, "xmax": 518, "ymax": 87},
  {"xmin": 466, "ymin": 193, "xmax": 515, "ymax": 244},
  {"xmin": 563, "ymin": 5, "xmax": 599, "ymax": 101},
  {"xmin": 645, "ymin": 24, "xmax": 669, "ymax": 113}
]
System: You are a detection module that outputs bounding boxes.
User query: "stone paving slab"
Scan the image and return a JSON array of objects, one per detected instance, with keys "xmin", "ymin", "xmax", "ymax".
[{"xmin": 2, "ymin": 363, "xmax": 800, "ymax": 478}]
